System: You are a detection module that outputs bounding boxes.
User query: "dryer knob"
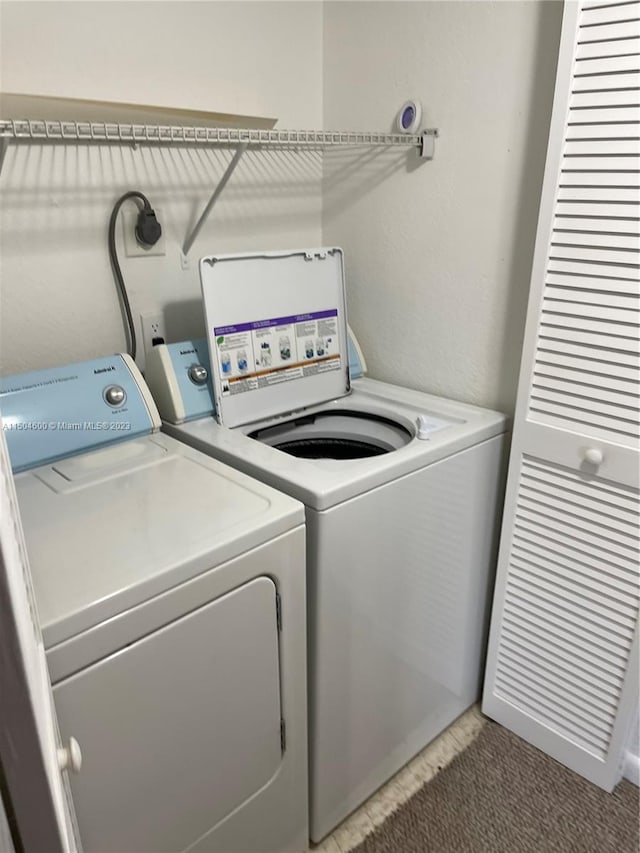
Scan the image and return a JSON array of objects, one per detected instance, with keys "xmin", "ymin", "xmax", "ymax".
[
  {"xmin": 189, "ymin": 365, "xmax": 209, "ymax": 385},
  {"xmin": 104, "ymin": 385, "xmax": 126, "ymax": 407},
  {"xmin": 416, "ymin": 415, "xmax": 431, "ymax": 440},
  {"xmin": 57, "ymin": 737, "xmax": 82, "ymax": 774}
]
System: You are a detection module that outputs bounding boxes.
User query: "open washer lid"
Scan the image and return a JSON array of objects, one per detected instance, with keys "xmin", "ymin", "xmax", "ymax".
[{"xmin": 200, "ymin": 248, "xmax": 350, "ymax": 428}]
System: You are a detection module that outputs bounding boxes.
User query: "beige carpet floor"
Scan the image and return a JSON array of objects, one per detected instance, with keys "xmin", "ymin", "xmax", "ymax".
[{"xmin": 352, "ymin": 721, "xmax": 639, "ymax": 853}]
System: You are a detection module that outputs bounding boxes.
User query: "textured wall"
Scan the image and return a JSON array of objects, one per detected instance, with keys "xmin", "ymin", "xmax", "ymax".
[
  {"xmin": 0, "ymin": 1, "xmax": 323, "ymax": 373},
  {"xmin": 322, "ymin": 1, "xmax": 563, "ymax": 414},
  {"xmin": 1, "ymin": 0, "xmax": 564, "ymax": 404}
]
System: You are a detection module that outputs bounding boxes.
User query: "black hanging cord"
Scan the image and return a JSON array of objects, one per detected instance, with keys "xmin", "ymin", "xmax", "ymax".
[{"xmin": 108, "ymin": 191, "xmax": 162, "ymax": 361}]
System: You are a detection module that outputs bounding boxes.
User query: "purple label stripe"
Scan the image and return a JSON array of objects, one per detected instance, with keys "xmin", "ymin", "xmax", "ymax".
[{"xmin": 214, "ymin": 309, "xmax": 337, "ymax": 336}]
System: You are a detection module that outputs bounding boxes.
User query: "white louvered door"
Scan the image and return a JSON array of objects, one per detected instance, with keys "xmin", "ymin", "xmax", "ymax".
[{"xmin": 483, "ymin": 0, "xmax": 639, "ymax": 790}]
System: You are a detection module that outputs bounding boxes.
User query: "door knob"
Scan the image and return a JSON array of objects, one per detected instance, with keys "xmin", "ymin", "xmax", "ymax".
[
  {"xmin": 57, "ymin": 737, "xmax": 82, "ymax": 774},
  {"xmin": 583, "ymin": 448, "xmax": 603, "ymax": 466}
]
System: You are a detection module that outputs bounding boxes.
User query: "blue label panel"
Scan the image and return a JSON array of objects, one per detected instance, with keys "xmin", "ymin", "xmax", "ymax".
[
  {"xmin": 166, "ymin": 339, "xmax": 216, "ymax": 421},
  {"xmin": 347, "ymin": 336, "xmax": 364, "ymax": 379},
  {"xmin": 0, "ymin": 356, "xmax": 154, "ymax": 472}
]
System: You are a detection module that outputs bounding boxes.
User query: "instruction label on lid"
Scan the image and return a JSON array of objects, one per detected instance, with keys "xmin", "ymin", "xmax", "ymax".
[{"xmin": 213, "ymin": 309, "xmax": 341, "ymax": 396}]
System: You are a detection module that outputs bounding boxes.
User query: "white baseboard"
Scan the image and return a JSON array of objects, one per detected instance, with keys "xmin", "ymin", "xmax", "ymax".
[{"xmin": 624, "ymin": 750, "xmax": 639, "ymax": 786}]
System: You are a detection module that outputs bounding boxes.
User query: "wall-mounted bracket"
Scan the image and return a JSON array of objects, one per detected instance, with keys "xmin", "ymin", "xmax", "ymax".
[
  {"xmin": 182, "ymin": 142, "xmax": 248, "ymax": 257},
  {"xmin": 0, "ymin": 138, "xmax": 9, "ymax": 178},
  {"xmin": 420, "ymin": 129, "xmax": 439, "ymax": 160}
]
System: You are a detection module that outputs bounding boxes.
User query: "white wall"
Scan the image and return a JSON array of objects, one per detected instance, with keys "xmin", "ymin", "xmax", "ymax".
[
  {"xmin": 0, "ymin": 1, "xmax": 323, "ymax": 373},
  {"xmin": 0, "ymin": 0, "xmax": 563, "ymax": 412},
  {"xmin": 322, "ymin": 1, "xmax": 563, "ymax": 414}
]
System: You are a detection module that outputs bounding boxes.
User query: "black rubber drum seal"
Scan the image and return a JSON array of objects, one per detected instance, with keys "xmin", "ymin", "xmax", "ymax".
[{"xmin": 248, "ymin": 409, "xmax": 412, "ymax": 459}]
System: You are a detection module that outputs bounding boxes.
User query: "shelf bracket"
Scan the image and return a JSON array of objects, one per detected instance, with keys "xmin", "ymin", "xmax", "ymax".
[
  {"xmin": 420, "ymin": 129, "xmax": 439, "ymax": 160},
  {"xmin": 182, "ymin": 142, "xmax": 248, "ymax": 257},
  {"xmin": 0, "ymin": 138, "xmax": 9, "ymax": 178}
]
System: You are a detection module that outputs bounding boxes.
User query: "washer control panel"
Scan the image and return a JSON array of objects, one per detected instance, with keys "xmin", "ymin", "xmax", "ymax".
[
  {"xmin": 188, "ymin": 365, "xmax": 209, "ymax": 386},
  {"xmin": 145, "ymin": 340, "xmax": 216, "ymax": 425},
  {"xmin": 0, "ymin": 354, "xmax": 159, "ymax": 472}
]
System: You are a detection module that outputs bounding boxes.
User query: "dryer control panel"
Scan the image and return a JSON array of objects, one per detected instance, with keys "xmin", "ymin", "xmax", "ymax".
[{"xmin": 0, "ymin": 354, "xmax": 161, "ymax": 472}]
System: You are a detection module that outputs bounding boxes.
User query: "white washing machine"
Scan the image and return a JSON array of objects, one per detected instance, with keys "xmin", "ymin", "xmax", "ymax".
[
  {"xmin": 145, "ymin": 248, "xmax": 509, "ymax": 842},
  {"xmin": 0, "ymin": 353, "xmax": 308, "ymax": 853}
]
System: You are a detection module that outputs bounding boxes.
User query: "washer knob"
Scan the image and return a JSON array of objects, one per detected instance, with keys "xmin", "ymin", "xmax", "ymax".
[
  {"xmin": 189, "ymin": 365, "xmax": 208, "ymax": 385},
  {"xmin": 584, "ymin": 447, "xmax": 603, "ymax": 466},
  {"xmin": 104, "ymin": 385, "xmax": 126, "ymax": 407}
]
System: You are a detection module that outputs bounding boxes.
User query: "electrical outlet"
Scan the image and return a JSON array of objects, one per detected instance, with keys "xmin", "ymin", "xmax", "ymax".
[
  {"xmin": 140, "ymin": 312, "xmax": 167, "ymax": 355},
  {"xmin": 123, "ymin": 209, "xmax": 166, "ymax": 257}
]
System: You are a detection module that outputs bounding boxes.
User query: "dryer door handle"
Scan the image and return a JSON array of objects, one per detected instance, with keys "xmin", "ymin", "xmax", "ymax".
[{"xmin": 58, "ymin": 737, "xmax": 83, "ymax": 774}]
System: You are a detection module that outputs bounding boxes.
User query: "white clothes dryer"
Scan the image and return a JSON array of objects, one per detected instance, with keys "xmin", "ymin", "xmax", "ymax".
[
  {"xmin": 0, "ymin": 353, "xmax": 308, "ymax": 853},
  {"xmin": 145, "ymin": 248, "xmax": 509, "ymax": 842}
]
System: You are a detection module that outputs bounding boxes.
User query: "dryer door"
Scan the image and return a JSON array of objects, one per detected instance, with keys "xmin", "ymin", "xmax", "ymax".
[{"xmin": 52, "ymin": 576, "xmax": 283, "ymax": 853}]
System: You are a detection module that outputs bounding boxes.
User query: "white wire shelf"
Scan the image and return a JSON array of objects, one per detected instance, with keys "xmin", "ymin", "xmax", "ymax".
[
  {"xmin": 0, "ymin": 118, "xmax": 439, "ymax": 255},
  {"xmin": 0, "ymin": 119, "xmax": 436, "ymax": 152}
]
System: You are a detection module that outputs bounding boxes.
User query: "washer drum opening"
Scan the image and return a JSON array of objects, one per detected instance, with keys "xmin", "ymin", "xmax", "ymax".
[{"xmin": 248, "ymin": 410, "xmax": 412, "ymax": 459}]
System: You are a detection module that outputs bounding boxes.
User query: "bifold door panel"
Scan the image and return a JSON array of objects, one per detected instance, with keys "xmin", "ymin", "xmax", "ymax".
[{"xmin": 483, "ymin": 0, "xmax": 639, "ymax": 791}]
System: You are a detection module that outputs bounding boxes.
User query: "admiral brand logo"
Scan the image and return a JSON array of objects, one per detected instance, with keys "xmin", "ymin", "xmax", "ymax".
[
  {"xmin": 93, "ymin": 366, "xmax": 116, "ymax": 374},
  {"xmin": 180, "ymin": 349, "xmax": 196, "ymax": 355}
]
